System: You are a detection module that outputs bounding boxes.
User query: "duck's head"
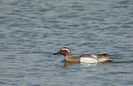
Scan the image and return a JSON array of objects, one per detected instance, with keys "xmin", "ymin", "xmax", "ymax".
[{"xmin": 53, "ymin": 47, "xmax": 71, "ymax": 56}]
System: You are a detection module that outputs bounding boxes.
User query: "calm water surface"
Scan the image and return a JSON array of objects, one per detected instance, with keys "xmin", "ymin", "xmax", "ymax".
[{"xmin": 0, "ymin": 0, "xmax": 133, "ymax": 86}]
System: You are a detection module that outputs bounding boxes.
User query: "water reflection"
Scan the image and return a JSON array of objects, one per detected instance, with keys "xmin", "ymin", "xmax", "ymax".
[
  {"xmin": 80, "ymin": 63, "xmax": 98, "ymax": 67},
  {"xmin": 63, "ymin": 59, "xmax": 114, "ymax": 68},
  {"xmin": 63, "ymin": 62, "xmax": 79, "ymax": 68},
  {"xmin": 63, "ymin": 62, "xmax": 98, "ymax": 68}
]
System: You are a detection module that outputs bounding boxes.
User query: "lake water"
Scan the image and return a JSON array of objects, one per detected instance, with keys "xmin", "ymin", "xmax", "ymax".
[{"xmin": 0, "ymin": 0, "xmax": 133, "ymax": 86}]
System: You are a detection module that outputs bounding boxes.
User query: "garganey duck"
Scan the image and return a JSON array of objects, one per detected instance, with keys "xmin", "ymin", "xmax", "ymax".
[{"xmin": 53, "ymin": 47, "xmax": 112, "ymax": 63}]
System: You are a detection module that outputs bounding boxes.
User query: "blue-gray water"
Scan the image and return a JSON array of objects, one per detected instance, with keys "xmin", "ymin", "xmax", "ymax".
[{"xmin": 0, "ymin": 0, "xmax": 133, "ymax": 86}]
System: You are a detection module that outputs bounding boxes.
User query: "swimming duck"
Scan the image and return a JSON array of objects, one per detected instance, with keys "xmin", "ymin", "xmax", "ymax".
[{"xmin": 53, "ymin": 47, "xmax": 112, "ymax": 63}]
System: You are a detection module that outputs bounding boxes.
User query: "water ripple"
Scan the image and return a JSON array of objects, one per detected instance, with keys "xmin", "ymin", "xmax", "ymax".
[{"xmin": 0, "ymin": 0, "xmax": 133, "ymax": 86}]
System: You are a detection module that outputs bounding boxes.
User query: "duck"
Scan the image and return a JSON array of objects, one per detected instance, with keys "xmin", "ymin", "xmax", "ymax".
[{"xmin": 53, "ymin": 47, "xmax": 112, "ymax": 63}]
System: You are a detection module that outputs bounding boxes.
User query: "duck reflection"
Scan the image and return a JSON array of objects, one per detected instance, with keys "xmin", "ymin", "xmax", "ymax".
[
  {"xmin": 63, "ymin": 62, "xmax": 79, "ymax": 68},
  {"xmin": 63, "ymin": 61, "xmax": 98, "ymax": 68}
]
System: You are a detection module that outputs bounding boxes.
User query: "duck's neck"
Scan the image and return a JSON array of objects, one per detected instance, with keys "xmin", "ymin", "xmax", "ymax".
[{"xmin": 64, "ymin": 55, "xmax": 72, "ymax": 62}]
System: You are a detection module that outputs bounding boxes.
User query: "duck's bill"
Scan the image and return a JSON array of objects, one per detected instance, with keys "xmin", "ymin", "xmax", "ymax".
[{"xmin": 53, "ymin": 52, "xmax": 60, "ymax": 55}]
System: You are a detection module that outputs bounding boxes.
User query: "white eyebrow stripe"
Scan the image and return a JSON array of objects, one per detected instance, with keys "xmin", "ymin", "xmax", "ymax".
[{"xmin": 61, "ymin": 48, "xmax": 71, "ymax": 53}]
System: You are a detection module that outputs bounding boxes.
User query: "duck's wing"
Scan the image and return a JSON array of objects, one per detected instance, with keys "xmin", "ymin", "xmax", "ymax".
[
  {"xmin": 97, "ymin": 53, "xmax": 113, "ymax": 62},
  {"xmin": 79, "ymin": 54, "xmax": 98, "ymax": 63},
  {"xmin": 78, "ymin": 54, "xmax": 92, "ymax": 57},
  {"xmin": 78, "ymin": 54, "xmax": 98, "ymax": 59}
]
